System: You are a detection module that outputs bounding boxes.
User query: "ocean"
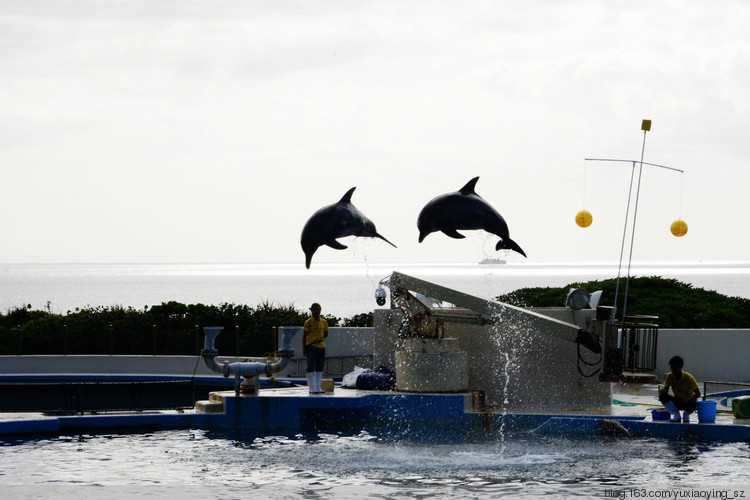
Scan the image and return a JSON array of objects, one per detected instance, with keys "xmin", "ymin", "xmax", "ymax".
[{"xmin": 2, "ymin": 261, "xmax": 750, "ymax": 318}]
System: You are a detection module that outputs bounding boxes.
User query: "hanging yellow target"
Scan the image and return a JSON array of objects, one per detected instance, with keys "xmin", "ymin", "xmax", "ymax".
[
  {"xmin": 575, "ymin": 210, "xmax": 593, "ymax": 228},
  {"xmin": 670, "ymin": 219, "xmax": 688, "ymax": 237}
]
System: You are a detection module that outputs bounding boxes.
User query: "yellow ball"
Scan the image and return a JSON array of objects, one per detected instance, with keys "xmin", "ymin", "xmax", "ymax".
[
  {"xmin": 670, "ymin": 219, "xmax": 688, "ymax": 237},
  {"xmin": 575, "ymin": 210, "xmax": 593, "ymax": 228}
]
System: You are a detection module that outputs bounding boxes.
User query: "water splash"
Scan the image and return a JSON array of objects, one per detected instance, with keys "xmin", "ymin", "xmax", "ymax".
[{"xmin": 3, "ymin": 430, "xmax": 750, "ymax": 498}]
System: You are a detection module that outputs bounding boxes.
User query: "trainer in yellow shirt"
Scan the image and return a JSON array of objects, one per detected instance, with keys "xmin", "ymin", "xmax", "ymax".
[
  {"xmin": 302, "ymin": 302, "xmax": 328, "ymax": 395},
  {"xmin": 658, "ymin": 355, "xmax": 700, "ymax": 423}
]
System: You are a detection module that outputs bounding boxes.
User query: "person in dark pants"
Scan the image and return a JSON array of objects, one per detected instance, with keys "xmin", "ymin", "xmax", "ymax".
[
  {"xmin": 302, "ymin": 303, "xmax": 328, "ymax": 394},
  {"xmin": 659, "ymin": 355, "xmax": 700, "ymax": 422}
]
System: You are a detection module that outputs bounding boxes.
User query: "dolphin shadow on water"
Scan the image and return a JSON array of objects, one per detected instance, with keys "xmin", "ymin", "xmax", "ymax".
[
  {"xmin": 300, "ymin": 187, "xmax": 397, "ymax": 268},
  {"xmin": 416, "ymin": 176, "xmax": 527, "ymax": 258}
]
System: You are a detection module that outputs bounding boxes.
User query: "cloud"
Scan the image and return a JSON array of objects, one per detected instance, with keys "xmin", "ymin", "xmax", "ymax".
[{"xmin": 1, "ymin": 0, "xmax": 749, "ymax": 264}]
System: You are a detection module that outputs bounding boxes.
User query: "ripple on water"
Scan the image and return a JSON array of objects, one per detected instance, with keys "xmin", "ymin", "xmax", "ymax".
[{"xmin": 1, "ymin": 429, "xmax": 749, "ymax": 498}]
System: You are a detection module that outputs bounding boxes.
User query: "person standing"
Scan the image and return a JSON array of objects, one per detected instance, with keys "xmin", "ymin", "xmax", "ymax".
[
  {"xmin": 302, "ymin": 302, "xmax": 328, "ymax": 394},
  {"xmin": 659, "ymin": 355, "xmax": 700, "ymax": 422}
]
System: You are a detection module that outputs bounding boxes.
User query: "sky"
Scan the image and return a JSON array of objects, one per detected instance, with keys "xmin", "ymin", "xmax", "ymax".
[{"xmin": 2, "ymin": 0, "xmax": 749, "ymax": 265}]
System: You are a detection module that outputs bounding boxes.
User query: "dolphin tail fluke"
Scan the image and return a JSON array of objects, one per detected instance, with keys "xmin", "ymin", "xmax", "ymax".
[
  {"xmin": 376, "ymin": 233, "xmax": 398, "ymax": 248},
  {"xmin": 496, "ymin": 238, "xmax": 527, "ymax": 258}
]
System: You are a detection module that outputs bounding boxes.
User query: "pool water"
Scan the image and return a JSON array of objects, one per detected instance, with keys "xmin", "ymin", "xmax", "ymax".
[{"xmin": 1, "ymin": 427, "xmax": 749, "ymax": 498}]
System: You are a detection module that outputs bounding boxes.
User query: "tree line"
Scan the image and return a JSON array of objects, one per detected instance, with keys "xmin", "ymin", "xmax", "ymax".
[
  {"xmin": 0, "ymin": 300, "xmax": 373, "ymax": 356},
  {"xmin": 495, "ymin": 276, "xmax": 750, "ymax": 329},
  {"xmin": 2, "ymin": 276, "xmax": 748, "ymax": 356}
]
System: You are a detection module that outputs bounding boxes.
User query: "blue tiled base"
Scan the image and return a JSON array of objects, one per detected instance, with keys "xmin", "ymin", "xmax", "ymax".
[{"xmin": 2, "ymin": 391, "xmax": 749, "ymax": 443}]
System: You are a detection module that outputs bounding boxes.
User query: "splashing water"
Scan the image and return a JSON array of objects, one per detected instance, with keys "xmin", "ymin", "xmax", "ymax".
[{"xmin": 2, "ymin": 428, "xmax": 749, "ymax": 499}]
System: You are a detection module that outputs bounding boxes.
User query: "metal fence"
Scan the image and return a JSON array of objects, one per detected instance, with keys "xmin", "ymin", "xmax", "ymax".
[{"xmin": 1, "ymin": 325, "xmax": 275, "ymax": 357}]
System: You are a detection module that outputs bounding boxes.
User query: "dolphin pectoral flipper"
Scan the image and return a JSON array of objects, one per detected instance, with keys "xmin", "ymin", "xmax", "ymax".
[
  {"xmin": 441, "ymin": 228, "xmax": 466, "ymax": 239},
  {"xmin": 325, "ymin": 240, "xmax": 348, "ymax": 250},
  {"xmin": 496, "ymin": 237, "xmax": 527, "ymax": 258}
]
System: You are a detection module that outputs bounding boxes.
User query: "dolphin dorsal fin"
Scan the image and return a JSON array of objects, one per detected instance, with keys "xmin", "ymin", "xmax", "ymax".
[
  {"xmin": 339, "ymin": 187, "xmax": 357, "ymax": 204},
  {"xmin": 458, "ymin": 177, "xmax": 480, "ymax": 195}
]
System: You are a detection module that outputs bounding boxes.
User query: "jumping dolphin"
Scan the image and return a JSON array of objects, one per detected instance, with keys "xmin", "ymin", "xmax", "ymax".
[
  {"xmin": 301, "ymin": 187, "xmax": 397, "ymax": 269},
  {"xmin": 417, "ymin": 177, "xmax": 527, "ymax": 257}
]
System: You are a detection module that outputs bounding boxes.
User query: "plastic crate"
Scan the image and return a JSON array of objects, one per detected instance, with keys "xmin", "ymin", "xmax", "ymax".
[{"xmin": 731, "ymin": 395, "xmax": 750, "ymax": 419}]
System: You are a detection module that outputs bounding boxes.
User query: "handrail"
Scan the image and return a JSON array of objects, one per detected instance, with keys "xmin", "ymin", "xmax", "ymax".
[{"xmin": 703, "ymin": 380, "xmax": 750, "ymax": 400}]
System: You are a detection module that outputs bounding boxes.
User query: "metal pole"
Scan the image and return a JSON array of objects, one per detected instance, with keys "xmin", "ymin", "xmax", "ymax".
[
  {"xmin": 588, "ymin": 122, "xmax": 672, "ymax": 324},
  {"xmin": 108, "ymin": 324, "xmax": 114, "ymax": 355},
  {"xmin": 152, "ymin": 325, "xmax": 158, "ymax": 355},
  {"xmin": 235, "ymin": 325, "xmax": 240, "ymax": 357},
  {"xmin": 621, "ymin": 127, "xmax": 649, "ymax": 321},
  {"xmin": 612, "ymin": 160, "xmax": 638, "ymax": 323},
  {"xmin": 272, "ymin": 326, "xmax": 278, "ymax": 357},
  {"xmin": 194, "ymin": 325, "xmax": 200, "ymax": 356}
]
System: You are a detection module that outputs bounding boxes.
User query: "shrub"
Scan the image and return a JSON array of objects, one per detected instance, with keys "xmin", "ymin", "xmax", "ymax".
[{"xmin": 495, "ymin": 276, "xmax": 750, "ymax": 329}]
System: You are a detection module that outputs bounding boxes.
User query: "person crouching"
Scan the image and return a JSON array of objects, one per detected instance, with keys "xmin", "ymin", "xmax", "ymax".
[{"xmin": 659, "ymin": 355, "xmax": 700, "ymax": 422}]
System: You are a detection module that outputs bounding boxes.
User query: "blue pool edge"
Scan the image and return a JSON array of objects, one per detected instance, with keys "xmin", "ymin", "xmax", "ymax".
[{"xmin": 2, "ymin": 388, "xmax": 749, "ymax": 443}]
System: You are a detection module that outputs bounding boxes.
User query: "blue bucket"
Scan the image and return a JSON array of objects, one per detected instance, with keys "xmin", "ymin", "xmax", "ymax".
[
  {"xmin": 651, "ymin": 409, "xmax": 671, "ymax": 421},
  {"xmin": 696, "ymin": 400, "xmax": 717, "ymax": 423}
]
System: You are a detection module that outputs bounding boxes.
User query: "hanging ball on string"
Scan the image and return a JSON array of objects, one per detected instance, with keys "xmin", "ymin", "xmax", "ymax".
[
  {"xmin": 575, "ymin": 210, "xmax": 593, "ymax": 228},
  {"xmin": 670, "ymin": 219, "xmax": 688, "ymax": 237}
]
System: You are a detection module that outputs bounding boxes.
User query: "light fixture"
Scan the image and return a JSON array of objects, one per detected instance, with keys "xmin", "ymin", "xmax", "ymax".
[
  {"xmin": 375, "ymin": 276, "xmax": 390, "ymax": 306},
  {"xmin": 375, "ymin": 286, "xmax": 387, "ymax": 306},
  {"xmin": 565, "ymin": 288, "xmax": 591, "ymax": 310},
  {"xmin": 589, "ymin": 290, "xmax": 603, "ymax": 309}
]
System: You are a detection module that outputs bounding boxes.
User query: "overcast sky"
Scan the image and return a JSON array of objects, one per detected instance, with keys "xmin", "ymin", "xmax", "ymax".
[{"xmin": 2, "ymin": 0, "xmax": 749, "ymax": 265}]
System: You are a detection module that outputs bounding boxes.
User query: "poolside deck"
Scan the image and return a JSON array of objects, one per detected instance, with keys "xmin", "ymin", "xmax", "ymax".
[{"xmin": 1, "ymin": 382, "xmax": 748, "ymax": 442}]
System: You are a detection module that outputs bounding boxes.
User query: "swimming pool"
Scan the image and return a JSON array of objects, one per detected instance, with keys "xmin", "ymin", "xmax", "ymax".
[{"xmin": 2, "ymin": 426, "xmax": 749, "ymax": 499}]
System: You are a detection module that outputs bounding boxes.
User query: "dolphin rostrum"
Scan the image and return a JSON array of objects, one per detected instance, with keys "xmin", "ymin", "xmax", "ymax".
[
  {"xmin": 417, "ymin": 176, "xmax": 527, "ymax": 257},
  {"xmin": 301, "ymin": 187, "xmax": 397, "ymax": 268}
]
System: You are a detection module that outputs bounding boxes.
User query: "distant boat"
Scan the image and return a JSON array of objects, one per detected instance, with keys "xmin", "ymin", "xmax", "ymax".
[{"xmin": 479, "ymin": 258, "xmax": 506, "ymax": 265}]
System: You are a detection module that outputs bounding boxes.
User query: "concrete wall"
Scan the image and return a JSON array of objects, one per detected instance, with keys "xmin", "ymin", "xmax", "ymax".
[
  {"xmin": 655, "ymin": 329, "xmax": 750, "ymax": 385},
  {"xmin": 0, "ymin": 354, "xmax": 231, "ymax": 377},
  {"xmin": 373, "ymin": 308, "xmax": 610, "ymax": 411},
  {"xmin": 0, "ymin": 327, "xmax": 375, "ymax": 379},
  {"xmin": 3, "ymin": 323, "xmax": 748, "ymax": 399},
  {"xmin": 275, "ymin": 326, "xmax": 374, "ymax": 377}
]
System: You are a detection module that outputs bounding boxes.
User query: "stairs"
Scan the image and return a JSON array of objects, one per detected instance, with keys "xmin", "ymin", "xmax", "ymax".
[{"xmin": 195, "ymin": 392, "xmax": 225, "ymax": 414}]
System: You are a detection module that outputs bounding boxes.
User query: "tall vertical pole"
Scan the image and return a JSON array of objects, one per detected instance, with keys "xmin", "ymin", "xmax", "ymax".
[
  {"xmin": 611, "ymin": 160, "xmax": 637, "ymax": 323},
  {"xmin": 620, "ymin": 120, "xmax": 651, "ymax": 322}
]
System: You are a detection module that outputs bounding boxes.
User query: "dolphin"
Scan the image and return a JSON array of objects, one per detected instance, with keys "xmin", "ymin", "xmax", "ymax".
[
  {"xmin": 598, "ymin": 418, "xmax": 632, "ymax": 438},
  {"xmin": 417, "ymin": 177, "xmax": 527, "ymax": 257},
  {"xmin": 301, "ymin": 187, "xmax": 397, "ymax": 269}
]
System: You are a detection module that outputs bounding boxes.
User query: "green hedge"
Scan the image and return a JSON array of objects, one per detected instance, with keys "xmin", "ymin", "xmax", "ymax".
[
  {"xmin": 6, "ymin": 275, "xmax": 740, "ymax": 355},
  {"xmin": 495, "ymin": 276, "xmax": 750, "ymax": 329},
  {"xmin": 0, "ymin": 301, "xmax": 374, "ymax": 356}
]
